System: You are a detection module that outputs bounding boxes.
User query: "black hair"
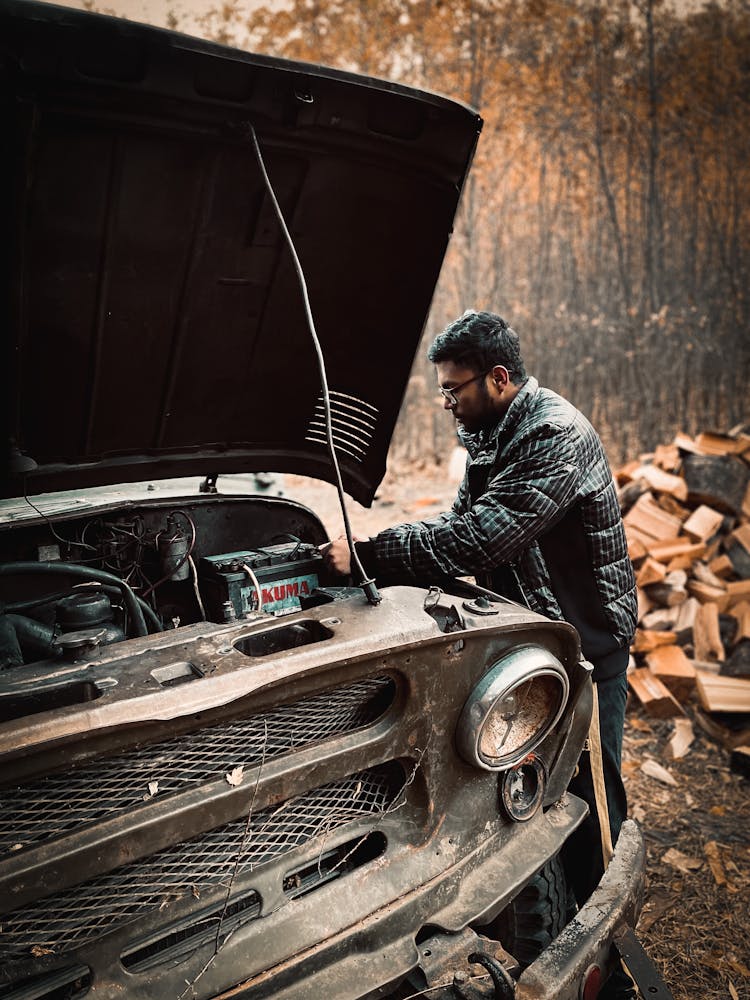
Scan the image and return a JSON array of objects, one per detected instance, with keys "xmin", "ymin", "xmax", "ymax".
[{"xmin": 427, "ymin": 310, "xmax": 527, "ymax": 385}]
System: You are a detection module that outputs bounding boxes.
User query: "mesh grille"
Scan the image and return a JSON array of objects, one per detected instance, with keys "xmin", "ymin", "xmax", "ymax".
[
  {"xmin": 0, "ymin": 766, "xmax": 400, "ymax": 963},
  {"xmin": 123, "ymin": 834, "xmax": 386, "ymax": 973},
  {"xmin": 0, "ymin": 676, "xmax": 394, "ymax": 853}
]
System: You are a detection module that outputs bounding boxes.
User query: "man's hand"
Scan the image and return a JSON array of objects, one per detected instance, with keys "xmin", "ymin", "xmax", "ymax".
[{"xmin": 319, "ymin": 534, "xmax": 368, "ymax": 576}]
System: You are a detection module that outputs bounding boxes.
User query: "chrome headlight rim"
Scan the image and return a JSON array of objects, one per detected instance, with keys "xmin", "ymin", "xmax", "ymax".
[{"xmin": 457, "ymin": 644, "xmax": 570, "ymax": 771}]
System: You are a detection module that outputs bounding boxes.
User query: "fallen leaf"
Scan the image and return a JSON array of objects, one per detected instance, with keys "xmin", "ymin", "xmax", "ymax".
[
  {"xmin": 662, "ymin": 847, "xmax": 702, "ymax": 875},
  {"xmin": 143, "ymin": 780, "xmax": 159, "ymax": 800},
  {"xmin": 699, "ymin": 955, "xmax": 724, "ymax": 974},
  {"xmin": 704, "ymin": 841, "xmax": 728, "ymax": 886},
  {"xmin": 629, "ymin": 717, "xmax": 654, "ymax": 733},
  {"xmin": 30, "ymin": 944, "xmax": 55, "ymax": 957},
  {"xmin": 729, "ymin": 982, "xmax": 739, "ymax": 1000},
  {"xmin": 225, "ymin": 765, "xmax": 244, "ymax": 787},
  {"xmin": 709, "ymin": 805, "xmax": 727, "ymax": 816},
  {"xmin": 641, "ymin": 758, "xmax": 678, "ymax": 786},
  {"xmin": 637, "ymin": 891, "xmax": 673, "ymax": 933},
  {"xmin": 158, "ymin": 891, "xmax": 184, "ymax": 911}
]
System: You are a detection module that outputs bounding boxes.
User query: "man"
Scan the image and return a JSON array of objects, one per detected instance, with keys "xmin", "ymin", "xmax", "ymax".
[{"xmin": 324, "ymin": 310, "xmax": 638, "ymax": 997}]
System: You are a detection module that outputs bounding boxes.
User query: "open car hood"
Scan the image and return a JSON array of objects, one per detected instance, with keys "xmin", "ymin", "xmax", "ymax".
[{"xmin": 1, "ymin": 1, "xmax": 481, "ymax": 505}]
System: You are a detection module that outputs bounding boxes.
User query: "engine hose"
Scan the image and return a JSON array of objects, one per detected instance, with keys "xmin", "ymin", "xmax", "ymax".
[
  {"xmin": 468, "ymin": 952, "xmax": 516, "ymax": 999},
  {"xmin": 0, "ymin": 563, "xmax": 149, "ymax": 637},
  {"xmin": 134, "ymin": 594, "xmax": 163, "ymax": 633},
  {"xmin": 5, "ymin": 614, "xmax": 56, "ymax": 659},
  {"xmin": 5, "ymin": 590, "xmax": 72, "ymax": 613},
  {"xmin": 0, "ymin": 614, "xmax": 23, "ymax": 669},
  {"xmin": 95, "ymin": 585, "xmax": 162, "ymax": 634},
  {"xmin": 6, "ymin": 586, "xmax": 162, "ymax": 633}
]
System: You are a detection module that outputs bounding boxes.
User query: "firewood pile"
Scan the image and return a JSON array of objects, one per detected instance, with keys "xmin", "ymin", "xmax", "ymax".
[{"xmin": 617, "ymin": 426, "xmax": 750, "ymax": 776}]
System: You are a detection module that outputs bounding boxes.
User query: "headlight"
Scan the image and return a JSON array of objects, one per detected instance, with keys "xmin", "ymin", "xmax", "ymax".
[{"xmin": 457, "ymin": 645, "xmax": 569, "ymax": 770}]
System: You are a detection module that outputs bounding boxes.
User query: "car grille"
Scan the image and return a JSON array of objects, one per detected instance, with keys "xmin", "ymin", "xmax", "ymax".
[
  {"xmin": 0, "ymin": 765, "xmax": 401, "ymax": 963},
  {"xmin": 0, "ymin": 675, "xmax": 395, "ymax": 853},
  {"xmin": 0, "ymin": 963, "xmax": 92, "ymax": 1000},
  {"xmin": 122, "ymin": 832, "xmax": 387, "ymax": 973}
]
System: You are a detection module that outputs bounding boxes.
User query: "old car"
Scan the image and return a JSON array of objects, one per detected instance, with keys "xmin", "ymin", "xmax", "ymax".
[{"xmin": 0, "ymin": 3, "xmax": 644, "ymax": 998}]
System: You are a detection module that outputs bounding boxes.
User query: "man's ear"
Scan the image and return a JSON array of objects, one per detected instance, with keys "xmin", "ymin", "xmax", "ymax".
[{"xmin": 490, "ymin": 365, "xmax": 510, "ymax": 388}]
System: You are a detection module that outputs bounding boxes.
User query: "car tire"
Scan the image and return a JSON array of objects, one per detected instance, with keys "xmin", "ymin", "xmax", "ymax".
[{"xmin": 492, "ymin": 854, "xmax": 569, "ymax": 967}]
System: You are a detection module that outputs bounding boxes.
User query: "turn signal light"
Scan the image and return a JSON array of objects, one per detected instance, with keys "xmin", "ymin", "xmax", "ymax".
[{"xmin": 580, "ymin": 963, "xmax": 602, "ymax": 1000}]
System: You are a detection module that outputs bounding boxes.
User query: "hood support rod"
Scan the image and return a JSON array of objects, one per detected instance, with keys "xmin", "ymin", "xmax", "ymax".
[{"xmin": 247, "ymin": 123, "xmax": 380, "ymax": 606}]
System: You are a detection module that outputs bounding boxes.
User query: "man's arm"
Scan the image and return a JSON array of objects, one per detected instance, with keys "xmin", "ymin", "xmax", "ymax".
[
  {"xmin": 372, "ymin": 425, "xmax": 580, "ymax": 580},
  {"xmin": 322, "ymin": 463, "xmax": 470, "ymax": 577}
]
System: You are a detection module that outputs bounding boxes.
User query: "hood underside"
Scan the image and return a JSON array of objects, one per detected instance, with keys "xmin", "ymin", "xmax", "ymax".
[{"xmin": 1, "ymin": 1, "xmax": 481, "ymax": 505}]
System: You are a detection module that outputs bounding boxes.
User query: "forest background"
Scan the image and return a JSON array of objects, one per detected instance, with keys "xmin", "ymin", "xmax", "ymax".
[{"xmin": 76, "ymin": 0, "xmax": 750, "ymax": 468}]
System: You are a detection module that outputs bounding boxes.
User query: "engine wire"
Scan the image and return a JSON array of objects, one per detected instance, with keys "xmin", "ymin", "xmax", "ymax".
[
  {"xmin": 242, "ymin": 562, "xmax": 263, "ymax": 612},
  {"xmin": 188, "ymin": 554, "xmax": 207, "ymax": 621},
  {"xmin": 247, "ymin": 124, "xmax": 380, "ymax": 606},
  {"xmin": 22, "ymin": 486, "xmax": 98, "ymax": 553}
]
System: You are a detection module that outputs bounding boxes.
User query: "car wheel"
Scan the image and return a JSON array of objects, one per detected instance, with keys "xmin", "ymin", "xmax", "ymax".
[{"xmin": 492, "ymin": 854, "xmax": 569, "ymax": 967}]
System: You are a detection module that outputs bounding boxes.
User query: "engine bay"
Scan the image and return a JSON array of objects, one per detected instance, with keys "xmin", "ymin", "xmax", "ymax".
[{"xmin": 0, "ymin": 489, "xmax": 334, "ymax": 671}]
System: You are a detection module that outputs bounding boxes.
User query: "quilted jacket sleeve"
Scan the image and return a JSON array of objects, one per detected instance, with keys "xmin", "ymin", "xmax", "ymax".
[{"xmin": 373, "ymin": 423, "xmax": 581, "ymax": 580}]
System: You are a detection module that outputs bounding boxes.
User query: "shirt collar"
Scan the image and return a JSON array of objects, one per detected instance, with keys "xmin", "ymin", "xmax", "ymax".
[{"xmin": 460, "ymin": 376, "xmax": 538, "ymax": 458}]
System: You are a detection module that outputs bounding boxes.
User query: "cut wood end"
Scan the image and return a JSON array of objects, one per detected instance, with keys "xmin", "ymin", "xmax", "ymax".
[
  {"xmin": 695, "ymin": 669, "xmax": 750, "ymax": 714},
  {"xmin": 667, "ymin": 718, "xmax": 695, "ymax": 759},
  {"xmin": 628, "ymin": 668, "xmax": 687, "ymax": 717}
]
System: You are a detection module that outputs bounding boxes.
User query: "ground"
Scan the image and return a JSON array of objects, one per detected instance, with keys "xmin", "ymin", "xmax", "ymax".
[
  {"xmin": 281, "ymin": 469, "xmax": 750, "ymax": 1000},
  {"xmin": 623, "ymin": 710, "xmax": 750, "ymax": 1000}
]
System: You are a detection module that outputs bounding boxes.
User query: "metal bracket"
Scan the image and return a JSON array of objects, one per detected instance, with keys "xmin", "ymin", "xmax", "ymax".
[
  {"xmin": 613, "ymin": 924, "xmax": 674, "ymax": 999},
  {"xmin": 424, "ymin": 588, "xmax": 466, "ymax": 634},
  {"xmin": 414, "ymin": 927, "xmax": 519, "ymax": 999}
]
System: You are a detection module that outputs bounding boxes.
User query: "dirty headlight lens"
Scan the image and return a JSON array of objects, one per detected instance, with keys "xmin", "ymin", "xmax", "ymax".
[{"xmin": 457, "ymin": 646, "xmax": 569, "ymax": 770}]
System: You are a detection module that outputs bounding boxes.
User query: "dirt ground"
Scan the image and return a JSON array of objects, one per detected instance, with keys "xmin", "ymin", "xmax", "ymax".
[{"xmin": 281, "ymin": 469, "xmax": 750, "ymax": 1000}]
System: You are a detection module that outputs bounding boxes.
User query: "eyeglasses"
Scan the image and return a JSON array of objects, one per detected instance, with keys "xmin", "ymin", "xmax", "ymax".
[{"xmin": 439, "ymin": 369, "xmax": 491, "ymax": 407}]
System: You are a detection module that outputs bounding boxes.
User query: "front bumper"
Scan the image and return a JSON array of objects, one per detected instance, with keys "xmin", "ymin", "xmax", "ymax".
[
  {"xmin": 211, "ymin": 813, "xmax": 644, "ymax": 1000},
  {"xmin": 516, "ymin": 818, "xmax": 646, "ymax": 999}
]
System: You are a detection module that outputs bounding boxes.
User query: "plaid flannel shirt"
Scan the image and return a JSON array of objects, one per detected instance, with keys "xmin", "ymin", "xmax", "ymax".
[{"xmin": 373, "ymin": 377, "xmax": 637, "ymax": 652}]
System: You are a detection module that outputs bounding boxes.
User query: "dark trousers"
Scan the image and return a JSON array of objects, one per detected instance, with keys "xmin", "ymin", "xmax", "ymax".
[{"xmin": 561, "ymin": 671, "xmax": 629, "ymax": 907}]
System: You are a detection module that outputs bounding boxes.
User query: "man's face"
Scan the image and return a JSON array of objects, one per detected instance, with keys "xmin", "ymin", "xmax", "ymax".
[{"xmin": 436, "ymin": 360, "xmax": 497, "ymax": 434}]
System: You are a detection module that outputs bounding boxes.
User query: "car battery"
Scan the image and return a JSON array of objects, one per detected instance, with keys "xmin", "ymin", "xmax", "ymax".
[{"xmin": 199, "ymin": 542, "xmax": 323, "ymax": 620}]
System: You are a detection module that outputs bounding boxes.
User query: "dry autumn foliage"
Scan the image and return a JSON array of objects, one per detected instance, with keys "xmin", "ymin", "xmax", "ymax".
[{"xmin": 176, "ymin": 0, "xmax": 750, "ymax": 467}]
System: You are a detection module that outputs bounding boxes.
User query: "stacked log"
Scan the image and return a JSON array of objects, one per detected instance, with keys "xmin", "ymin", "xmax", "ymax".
[{"xmin": 618, "ymin": 426, "xmax": 750, "ymax": 726}]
